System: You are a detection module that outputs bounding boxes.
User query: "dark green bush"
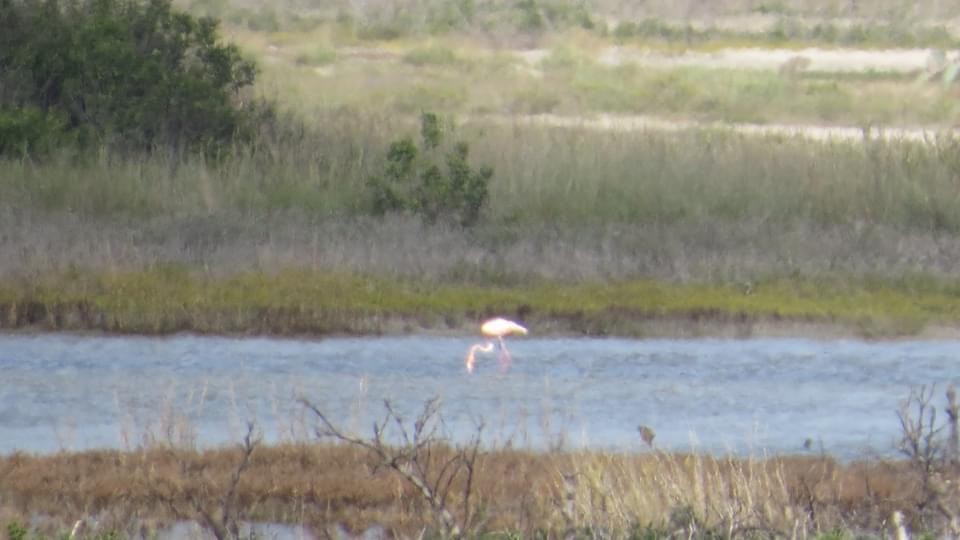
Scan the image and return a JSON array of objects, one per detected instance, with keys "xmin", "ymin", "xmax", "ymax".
[
  {"xmin": 0, "ymin": 106, "xmax": 71, "ymax": 158},
  {"xmin": 5, "ymin": 521, "xmax": 27, "ymax": 540},
  {"xmin": 0, "ymin": 0, "xmax": 259, "ymax": 157},
  {"xmin": 367, "ymin": 112, "xmax": 492, "ymax": 227}
]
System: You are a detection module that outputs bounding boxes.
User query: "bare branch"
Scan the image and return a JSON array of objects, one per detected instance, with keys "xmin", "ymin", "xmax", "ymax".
[{"xmin": 301, "ymin": 396, "xmax": 484, "ymax": 539}]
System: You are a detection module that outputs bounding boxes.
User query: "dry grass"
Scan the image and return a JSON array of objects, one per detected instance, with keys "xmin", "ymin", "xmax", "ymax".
[
  {"xmin": 11, "ymin": 119, "xmax": 960, "ymax": 284},
  {"xmin": 7, "ymin": 211, "xmax": 960, "ymax": 284},
  {"xmin": 0, "ymin": 443, "xmax": 931, "ymax": 538},
  {"xmin": 17, "ymin": 116, "xmax": 960, "ymax": 236}
]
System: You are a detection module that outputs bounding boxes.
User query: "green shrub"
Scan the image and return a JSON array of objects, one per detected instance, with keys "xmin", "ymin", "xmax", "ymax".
[
  {"xmin": 403, "ymin": 46, "xmax": 460, "ymax": 66},
  {"xmin": 513, "ymin": 0, "xmax": 544, "ymax": 32},
  {"xmin": 0, "ymin": 106, "xmax": 71, "ymax": 158},
  {"xmin": 295, "ymin": 46, "xmax": 337, "ymax": 66},
  {"xmin": 367, "ymin": 112, "xmax": 492, "ymax": 226},
  {"xmin": 244, "ymin": 5, "xmax": 279, "ymax": 31},
  {"xmin": 0, "ymin": 0, "xmax": 260, "ymax": 156},
  {"xmin": 356, "ymin": 21, "xmax": 408, "ymax": 41},
  {"xmin": 6, "ymin": 522, "xmax": 27, "ymax": 540}
]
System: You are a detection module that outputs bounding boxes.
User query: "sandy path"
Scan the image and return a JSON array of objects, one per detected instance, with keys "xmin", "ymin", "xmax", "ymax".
[
  {"xmin": 515, "ymin": 45, "xmax": 948, "ymax": 73},
  {"xmin": 475, "ymin": 113, "xmax": 959, "ymax": 143},
  {"xmin": 595, "ymin": 46, "xmax": 939, "ymax": 73}
]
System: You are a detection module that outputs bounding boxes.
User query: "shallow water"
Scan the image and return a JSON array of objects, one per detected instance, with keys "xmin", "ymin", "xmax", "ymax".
[{"xmin": 1, "ymin": 333, "xmax": 958, "ymax": 458}]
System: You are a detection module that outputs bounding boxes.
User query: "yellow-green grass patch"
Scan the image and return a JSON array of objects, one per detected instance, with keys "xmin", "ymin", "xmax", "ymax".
[{"xmin": 3, "ymin": 270, "xmax": 960, "ymax": 337}]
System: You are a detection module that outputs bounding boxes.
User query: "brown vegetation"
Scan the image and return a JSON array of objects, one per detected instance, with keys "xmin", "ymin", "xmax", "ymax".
[
  {"xmin": 4, "ymin": 387, "xmax": 960, "ymax": 538},
  {"xmin": 0, "ymin": 442, "xmax": 935, "ymax": 538}
]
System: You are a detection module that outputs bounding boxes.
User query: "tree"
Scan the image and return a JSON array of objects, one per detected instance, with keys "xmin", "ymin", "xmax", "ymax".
[{"xmin": 0, "ymin": 0, "xmax": 259, "ymax": 157}]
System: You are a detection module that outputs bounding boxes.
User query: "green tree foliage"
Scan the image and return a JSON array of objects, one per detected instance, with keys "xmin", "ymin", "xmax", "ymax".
[
  {"xmin": 0, "ymin": 107, "xmax": 69, "ymax": 158},
  {"xmin": 0, "ymin": 0, "xmax": 258, "ymax": 157},
  {"xmin": 368, "ymin": 112, "xmax": 492, "ymax": 227}
]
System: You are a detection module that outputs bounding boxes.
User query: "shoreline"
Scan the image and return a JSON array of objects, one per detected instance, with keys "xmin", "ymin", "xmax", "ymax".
[
  {"xmin": 6, "ymin": 313, "xmax": 960, "ymax": 341},
  {"xmin": 5, "ymin": 269, "xmax": 960, "ymax": 340}
]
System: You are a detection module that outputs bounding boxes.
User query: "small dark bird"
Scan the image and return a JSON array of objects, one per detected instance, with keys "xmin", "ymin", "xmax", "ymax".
[{"xmin": 638, "ymin": 425, "xmax": 656, "ymax": 447}]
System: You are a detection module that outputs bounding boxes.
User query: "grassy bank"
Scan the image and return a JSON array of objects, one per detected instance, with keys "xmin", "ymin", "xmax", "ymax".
[
  {"xmin": 8, "ymin": 118, "xmax": 960, "ymax": 337},
  {"xmin": 4, "ymin": 268, "xmax": 960, "ymax": 337}
]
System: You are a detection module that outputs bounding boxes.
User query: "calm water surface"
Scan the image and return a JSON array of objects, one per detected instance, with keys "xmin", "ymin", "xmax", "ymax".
[{"xmin": 1, "ymin": 333, "xmax": 958, "ymax": 458}]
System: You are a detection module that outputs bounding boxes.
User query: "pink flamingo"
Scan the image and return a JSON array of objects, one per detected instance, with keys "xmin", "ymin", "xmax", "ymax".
[{"xmin": 465, "ymin": 317, "xmax": 528, "ymax": 373}]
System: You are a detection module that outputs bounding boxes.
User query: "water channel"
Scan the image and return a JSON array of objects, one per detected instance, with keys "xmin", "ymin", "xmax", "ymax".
[{"xmin": 2, "ymin": 333, "xmax": 958, "ymax": 458}]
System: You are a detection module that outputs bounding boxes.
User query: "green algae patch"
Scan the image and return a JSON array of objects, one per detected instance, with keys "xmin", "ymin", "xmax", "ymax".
[{"xmin": 1, "ymin": 270, "xmax": 958, "ymax": 337}]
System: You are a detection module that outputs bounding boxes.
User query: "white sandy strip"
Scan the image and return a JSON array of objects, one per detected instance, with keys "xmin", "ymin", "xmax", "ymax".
[
  {"xmin": 473, "ymin": 113, "xmax": 960, "ymax": 143},
  {"xmin": 596, "ymin": 46, "xmax": 937, "ymax": 73},
  {"xmin": 515, "ymin": 46, "xmax": 942, "ymax": 73}
]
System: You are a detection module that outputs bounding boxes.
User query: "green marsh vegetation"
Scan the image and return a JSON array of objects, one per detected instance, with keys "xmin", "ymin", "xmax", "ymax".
[
  {"xmin": 8, "ymin": 121, "xmax": 960, "ymax": 335},
  {"xmin": 186, "ymin": 0, "xmax": 960, "ymax": 49},
  {"xmin": 191, "ymin": 0, "xmax": 960, "ymax": 125},
  {"xmin": 9, "ymin": 1, "xmax": 960, "ymax": 538},
  {"xmin": 244, "ymin": 33, "xmax": 960, "ymax": 125},
  {"xmin": 7, "ymin": 0, "xmax": 960, "ymax": 336}
]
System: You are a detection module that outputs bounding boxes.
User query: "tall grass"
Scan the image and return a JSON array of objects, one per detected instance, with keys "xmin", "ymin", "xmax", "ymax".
[
  {"xmin": 473, "ymin": 122, "xmax": 960, "ymax": 231},
  {"xmin": 8, "ymin": 112, "xmax": 960, "ymax": 232},
  {"xmin": 8, "ymin": 112, "xmax": 960, "ymax": 283}
]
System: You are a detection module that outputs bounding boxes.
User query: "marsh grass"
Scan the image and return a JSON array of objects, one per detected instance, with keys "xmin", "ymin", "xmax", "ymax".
[
  {"xmin": 9, "ymin": 115, "xmax": 960, "ymax": 335},
  {"xmin": 216, "ymin": 6, "xmax": 960, "ymax": 125},
  {"xmin": 4, "ymin": 263, "xmax": 960, "ymax": 336},
  {"xmin": 0, "ymin": 440, "xmax": 928, "ymax": 538},
  {"xmin": 191, "ymin": 0, "xmax": 960, "ymax": 49},
  {"xmin": 552, "ymin": 64, "xmax": 956, "ymax": 125},
  {"xmin": 11, "ymin": 115, "xmax": 960, "ymax": 232},
  {"xmin": 293, "ymin": 45, "xmax": 337, "ymax": 66},
  {"xmin": 610, "ymin": 17, "xmax": 960, "ymax": 50},
  {"xmin": 246, "ymin": 37, "xmax": 960, "ymax": 125}
]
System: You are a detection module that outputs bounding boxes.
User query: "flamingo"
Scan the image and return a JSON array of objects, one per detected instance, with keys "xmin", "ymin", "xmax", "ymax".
[{"xmin": 465, "ymin": 317, "xmax": 528, "ymax": 373}]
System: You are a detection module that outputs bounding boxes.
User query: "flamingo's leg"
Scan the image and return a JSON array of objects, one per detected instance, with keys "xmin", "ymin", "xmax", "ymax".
[
  {"xmin": 498, "ymin": 336, "xmax": 512, "ymax": 371},
  {"xmin": 465, "ymin": 349, "xmax": 477, "ymax": 374}
]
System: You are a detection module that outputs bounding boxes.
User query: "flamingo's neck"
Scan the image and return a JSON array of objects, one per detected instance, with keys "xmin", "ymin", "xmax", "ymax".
[{"xmin": 465, "ymin": 341, "xmax": 495, "ymax": 373}]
